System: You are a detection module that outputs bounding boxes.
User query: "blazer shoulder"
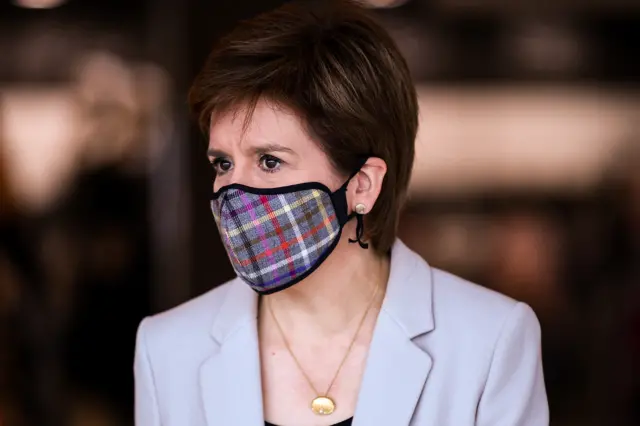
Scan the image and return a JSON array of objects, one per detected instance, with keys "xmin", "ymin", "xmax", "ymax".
[
  {"xmin": 431, "ymin": 268, "xmax": 518, "ymax": 315},
  {"xmin": 138, "ymin": 278, "xmax": 237, "ymax": 349},
  {"xmin": 429, "ymin": 267, "xmax": 539, "ymax": 349}
]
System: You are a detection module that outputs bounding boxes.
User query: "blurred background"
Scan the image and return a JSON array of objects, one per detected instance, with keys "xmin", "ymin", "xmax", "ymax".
[{"xmin": 0, "ymin": 0, "xmax": 638, "ymax": 425}]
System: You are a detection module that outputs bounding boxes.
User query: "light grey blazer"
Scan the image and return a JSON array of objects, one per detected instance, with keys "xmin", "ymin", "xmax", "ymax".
[{"xmin": 134, "ymin": 239, "xmax": 549, "ymax": 425}]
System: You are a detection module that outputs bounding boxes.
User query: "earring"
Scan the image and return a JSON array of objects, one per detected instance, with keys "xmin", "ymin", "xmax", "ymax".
[{"xmin": 355, "ymin": 203, "xmax": 366, "ymax": 215}]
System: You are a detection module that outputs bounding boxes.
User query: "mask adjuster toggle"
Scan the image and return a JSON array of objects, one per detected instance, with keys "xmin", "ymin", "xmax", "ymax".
[{"xmin": 348, "ymin": 211, "xmax": 369, "ymax": 249}]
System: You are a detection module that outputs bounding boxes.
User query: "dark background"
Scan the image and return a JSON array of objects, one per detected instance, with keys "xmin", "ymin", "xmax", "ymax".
[{"xmin": 0, "ymin": 0, "xmax": 638, "ymax": 425}]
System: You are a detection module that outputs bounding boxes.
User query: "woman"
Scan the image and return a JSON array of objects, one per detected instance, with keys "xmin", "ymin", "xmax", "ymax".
[{"xmin": 134, "ymin": 1, "xmax": 549, "ymax": 425}]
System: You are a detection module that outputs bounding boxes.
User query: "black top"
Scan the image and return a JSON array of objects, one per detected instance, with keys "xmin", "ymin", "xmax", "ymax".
[{"xmin": 265, "ymin": 417, "xmax": 353, "ymax": 426}]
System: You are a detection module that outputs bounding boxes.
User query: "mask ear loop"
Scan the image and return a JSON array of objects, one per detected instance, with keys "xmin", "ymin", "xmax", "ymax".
[
  {"xmin": 344, "ymin": 157, "xmax": 370, "ymax": 250},
  {"xmin": 348, "ymin": 213, "xmax": 369, "ymax": 249}
]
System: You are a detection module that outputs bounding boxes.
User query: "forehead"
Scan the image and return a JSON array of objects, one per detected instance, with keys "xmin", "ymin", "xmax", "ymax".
[{"xmin": 208, "ymin": 100, "xmax": 311, "ymax": 151}]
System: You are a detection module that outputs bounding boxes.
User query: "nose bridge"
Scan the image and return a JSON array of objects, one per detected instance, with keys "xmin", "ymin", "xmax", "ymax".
[
  {"xmin": 228, "ymin": 156, "xmax": 257, "ymax": 187},
  {"xmin": 228, "ymin": 164, "xmax": 247, "ymax": 186},
  {"xmin": 213, "ymin": 157, "xmax": 251, "ymax": 192}
]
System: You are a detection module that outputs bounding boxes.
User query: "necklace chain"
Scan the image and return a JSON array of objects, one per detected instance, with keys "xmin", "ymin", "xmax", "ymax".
[{"xmin": 267, "ymin": 284, "xmax": 380, "ymax": 399}]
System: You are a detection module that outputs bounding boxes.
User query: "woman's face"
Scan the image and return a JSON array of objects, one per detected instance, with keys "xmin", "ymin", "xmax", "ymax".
[{"xmin": 208, "ymin": 99, "xmax": 343, "ymax": 193}]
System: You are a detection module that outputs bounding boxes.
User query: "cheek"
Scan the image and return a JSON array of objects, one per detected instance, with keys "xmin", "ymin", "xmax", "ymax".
[
  {"xmin": 215, "ymin": 164, "xmax": 284, "ymax": 189},
  {"xmin": 313, "ymin": 160, "xmax": 349, "ymax": 191},
  {"xmin": 211, "ymin": 170, "xmax": 228, "ymax": 191},
  {"xmin": 212, "ymin": 169, "xmax": 238, "ymax": 192},
  {"xmin": 314, "ymin": 168, "xmax": 343, "ymax": 190},
  {"xmin": 295, "ymin": 151, "xmax": 344, "ymax": 189},
  {"xmin": 284, "ymin": 162, "xmax": 342, "ymax": 190}
]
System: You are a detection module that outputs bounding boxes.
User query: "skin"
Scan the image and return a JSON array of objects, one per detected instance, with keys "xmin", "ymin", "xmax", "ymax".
[{"xmin": 208, "ymin": 99, "xmax": 390, "ymax": 426}]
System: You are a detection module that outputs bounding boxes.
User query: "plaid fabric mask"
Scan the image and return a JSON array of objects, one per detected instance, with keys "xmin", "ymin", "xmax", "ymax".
[{"xmin": 211, "ymin": 168, "xmax": 367, "ymax": 294}]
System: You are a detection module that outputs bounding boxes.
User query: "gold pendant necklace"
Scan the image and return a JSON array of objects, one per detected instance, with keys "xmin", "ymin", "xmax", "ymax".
[{"xmin": 267, "ymin": 284, "xmax": 380, "ymax": 416}]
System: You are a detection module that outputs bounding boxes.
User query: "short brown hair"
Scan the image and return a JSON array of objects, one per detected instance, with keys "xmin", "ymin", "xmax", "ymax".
[{"xmin": 189, "ymin": 0, "xmax": 418, "ymax": 253}]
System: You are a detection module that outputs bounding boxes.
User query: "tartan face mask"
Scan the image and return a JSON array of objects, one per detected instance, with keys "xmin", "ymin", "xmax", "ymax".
[{"xmin": 210, "ymin": 167, "xmax": 368, "ymax": 294}]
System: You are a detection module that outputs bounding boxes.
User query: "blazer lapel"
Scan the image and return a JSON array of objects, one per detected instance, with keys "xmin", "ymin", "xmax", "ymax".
[
  {"xmin": 352, "ymin": 240, "xmax": 436, "ymax": 426},
  {"xmin": 199, "ymin": 280, "xmax": 264, "ymax": 426}
]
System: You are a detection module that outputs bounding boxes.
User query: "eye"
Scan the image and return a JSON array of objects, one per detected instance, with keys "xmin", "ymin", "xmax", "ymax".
[
  {"xmin": 211, "ymin": 157, "xmax": 233, "ymax": 175},
  {"xmin": 259, "ymin": 154, "xmax": 282, "ymax": 173}
]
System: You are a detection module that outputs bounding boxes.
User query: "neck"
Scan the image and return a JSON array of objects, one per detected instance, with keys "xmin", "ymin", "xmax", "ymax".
[{"xmin": 263, "ymin": 234, "xmax": 390, "ymax": 337}]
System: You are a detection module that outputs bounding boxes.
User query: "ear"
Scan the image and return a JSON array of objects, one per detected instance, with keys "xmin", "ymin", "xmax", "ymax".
[{"xmin": 348, "ymin": 157, "xmax": 387, "ymax": 214}]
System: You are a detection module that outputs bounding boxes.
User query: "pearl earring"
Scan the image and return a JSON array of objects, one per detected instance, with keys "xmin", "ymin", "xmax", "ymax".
[{"xmin": 355, "ymin": 203, "xmax": 366, "ymax": 215}]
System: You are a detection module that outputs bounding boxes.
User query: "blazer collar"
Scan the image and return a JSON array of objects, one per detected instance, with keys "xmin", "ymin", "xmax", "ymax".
[
  {"xmin": 380, "ymin": 239, "xmax": 435, "ymax": 338},
  {"xmin": 351, "ymin": 239, "xmax": 435, "ymax": 425},
  {"xmin": 200, "ymin": 279, "xmax": 263, "ymax": 426},
  {"xmin": 209, "ymin": 276, "xmax": 257, "ymax": 345}
]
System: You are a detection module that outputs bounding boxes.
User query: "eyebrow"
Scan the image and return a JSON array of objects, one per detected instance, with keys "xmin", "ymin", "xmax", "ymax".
[
  {"xmin": 206, "ymin": 148, "xmax": 229, "ymax": 159},
  {"xmin": 251, "ymin": 143, "xmax": 296, "ymax": 156},
  {"xmin": 207, "ymin": 143, "xmax": 296, "ymax": 158}
]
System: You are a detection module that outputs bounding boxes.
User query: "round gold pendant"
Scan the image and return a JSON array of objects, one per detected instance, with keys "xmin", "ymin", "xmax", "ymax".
[{"xmin": 311, "ymin": 396, "xmax": 335, "ymax": 415}]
